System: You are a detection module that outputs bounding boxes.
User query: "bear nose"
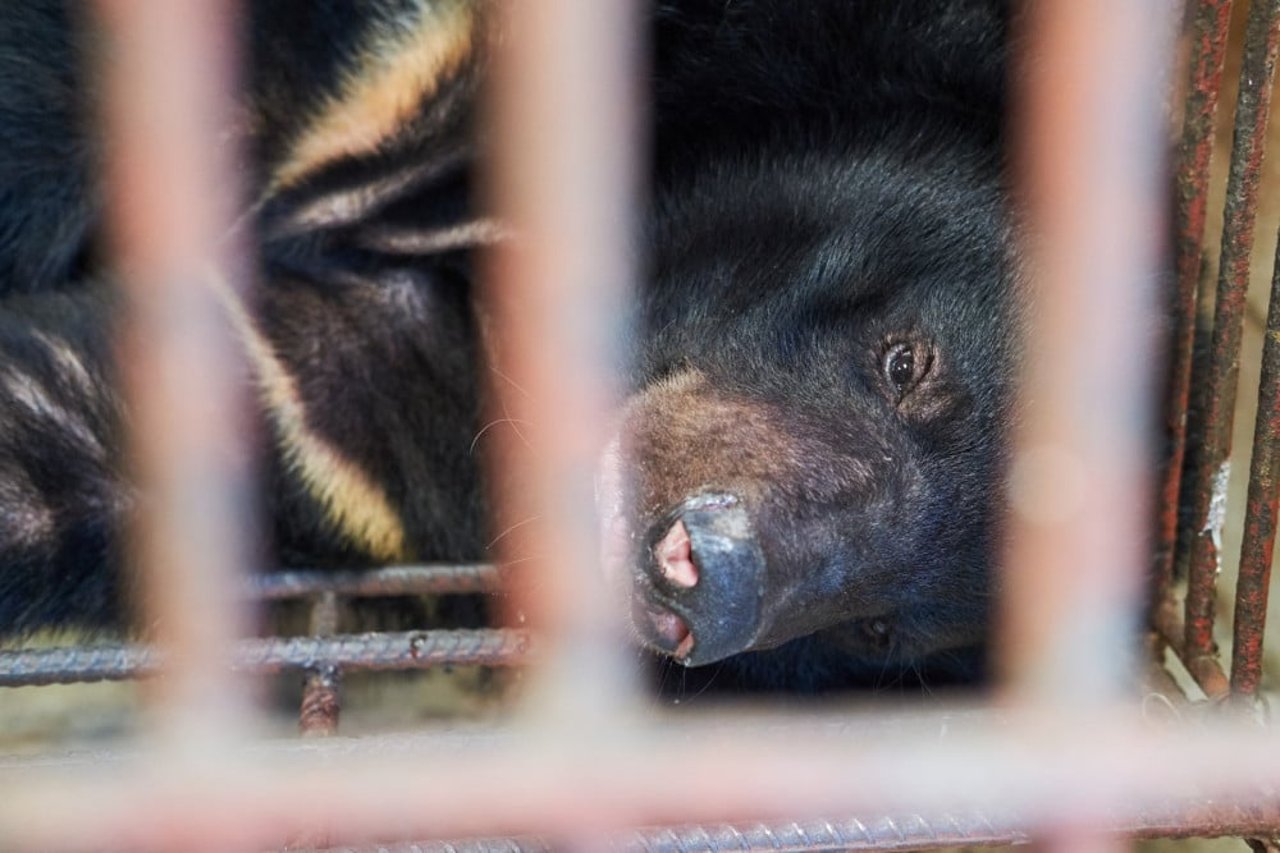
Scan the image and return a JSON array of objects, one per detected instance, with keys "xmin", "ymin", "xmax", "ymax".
[{"xmin": 637, "ymin": 493, "xmax": 766, "ymax": 666}]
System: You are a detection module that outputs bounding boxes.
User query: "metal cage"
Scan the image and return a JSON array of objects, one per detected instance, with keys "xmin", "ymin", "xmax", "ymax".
[{"xmin": 4, "ymin": 1, "xmax": 1280, "ymax": 850}]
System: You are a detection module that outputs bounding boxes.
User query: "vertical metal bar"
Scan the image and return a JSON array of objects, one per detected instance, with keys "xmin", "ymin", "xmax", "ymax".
[
  {"xmin": 1184, "ymin": 0, "xmax": 1280, "ymax": 660},
  {"xmin": 1156, "ymin": 0, "xmax": 1235, "ymax": 598},
  {"xmin": 1228, "ymin": 228, "xmax": 1280, "ymax": 699},
  {"xmin": 480, "ymin": 2, "xmax": 641, "ymax": 721},
  {"xmin": 1002, "ymin": 0, "xmax": 1174, "ymax": 702},
  {"xmin": 95, "ymin": 0, "xmax": 255, "ymax": 739},
  {"xmin": 300, "ymin": 591, "xmax": 342, "ymax": 736}
]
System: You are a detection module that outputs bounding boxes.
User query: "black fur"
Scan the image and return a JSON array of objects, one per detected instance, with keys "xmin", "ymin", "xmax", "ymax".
[{"xmin": 0, "ymin": 0, "xmax": 1018, "ymax": 695}]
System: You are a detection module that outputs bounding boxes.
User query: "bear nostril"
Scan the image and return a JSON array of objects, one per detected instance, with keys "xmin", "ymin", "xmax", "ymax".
[{"xmin": 654, "ymin": 519, "xmax": 699, "ymax": 588}]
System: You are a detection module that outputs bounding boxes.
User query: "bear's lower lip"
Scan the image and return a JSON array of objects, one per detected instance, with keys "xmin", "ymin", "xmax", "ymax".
[{"xmin": 643, "ymin": 604, "xmax": 695, "ymax": 658}]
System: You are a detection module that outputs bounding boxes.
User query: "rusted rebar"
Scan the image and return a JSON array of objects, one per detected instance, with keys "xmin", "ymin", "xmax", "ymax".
[
  {"xmin": 0, "ymin": 630, "xmax": 532, "ymax": 687},
  {"xmin": 1229, "ymin": 226, "xmax": 1280, "ymax": 699},
  {"xmin": 249, "ymin": 564, "xmax": 500, "ymax": 601},
  {"xmin": 1154, "ymin": 595, "xmax": 1232, "ymax": 699},
  {"xmin": 300, "ymin": 591, "xmax": 343, "ymax": 737},
  {"xmin": 1157, "ymin": 0, "xmax": 1236, "ymax": 598},
  {"xmin": 304, "ymin": 811, "xmax": 1033, "ymax": 853},
  {"xmin": 619, "ymin": 807, "xmax": 1280, "ymax": 852},
  {"xmin": 307, "ymin": 799, "xmax": 1280, "ymax": 853},
  {"xmin": 1185, "ymin": 0, "xmax": 1280, "ymax": 659},
  {"xmin": 34, "ymin": 797, "xmax": 1280, "ymax": 853}
]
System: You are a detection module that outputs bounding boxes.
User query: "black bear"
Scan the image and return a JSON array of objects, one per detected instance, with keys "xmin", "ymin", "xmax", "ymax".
[{"xmin": 0, "ymin": 0, "xmax": 1017, "ymax": 694}]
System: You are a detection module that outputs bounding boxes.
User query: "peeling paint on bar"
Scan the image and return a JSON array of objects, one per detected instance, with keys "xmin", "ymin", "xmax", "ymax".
[{"xmin": 1203, "ymin": 460, "xmax": 1232, "ymax": 559}]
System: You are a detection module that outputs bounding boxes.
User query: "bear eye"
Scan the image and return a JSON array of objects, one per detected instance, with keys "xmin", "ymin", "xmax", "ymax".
[{"xmin": 884, "ymin": 342, "xmax": 918, "ymax": 394}]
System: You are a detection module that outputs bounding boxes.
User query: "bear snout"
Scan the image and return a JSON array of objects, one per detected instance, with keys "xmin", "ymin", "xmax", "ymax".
[
  {"xmin": 597, "ymin": 368, "xmax": 885, "ymax": 666},
  {"xmin": 634, "ymin": 493, "xmax": 766, "ymax": 666}
]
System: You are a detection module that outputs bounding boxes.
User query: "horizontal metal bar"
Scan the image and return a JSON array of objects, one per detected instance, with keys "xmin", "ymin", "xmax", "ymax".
[
  {"xmin": 0, "ymin": 629, "xmax": 532, "ymax": 687},
  {"xmin": 619, "ymin": 800, "xmax": 1280, "ymax": 851},
  {"xmin": 2, "ymin": 709, "xmax": 1280, "ymax": 852},
  {"xmin": 248, "ymin": 564, "xmax": 502, "ymax": 601},
  {"xmin": 307, "ymin": 841, "xmax": 545, "ymax": 853},
  {"xmin": 304, "ymin": 796, "xmax": 1280, "ymax": 853}
]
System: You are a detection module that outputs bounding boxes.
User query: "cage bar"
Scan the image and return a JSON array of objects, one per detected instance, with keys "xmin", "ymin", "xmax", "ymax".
[
  {"xmin": 1153, "ymin": 595, "xmax": 1232, "ymax": 698},
  {"xmin": 93, "ymin": 0, "xmax": 256, "ymax": 738},
  {"xmin": 1158, "ymin": 0, "xmax": 1236, "ymax": 598},
  {"xmin": 300, "ymin": 592, "xmax": 344, "ymax": 736},
  {"xmin": 296, "ymin": 797, "xmax": 1280, "ymax": 853},
  {"xmin": 3, "ymin": 709, "xmax": 1280, "ymax": 851},
  {"xmin": 1001, "ymin": 0, "xmax": 1172, "ymax": 701},
  {"xmin": 1185, "ymin": 0, "xmax": 1280, "ymax": 660},
  {"xmin": 1228, "ymin": 225, "xmax": 1280, "ymax": 698},
  {"xmin": 479, "ymin": 0, "xmax": 642, "ymax": 719},
  {"xmin": 0, "ymin": 629, "xmax": 532, "ymax": 687}
]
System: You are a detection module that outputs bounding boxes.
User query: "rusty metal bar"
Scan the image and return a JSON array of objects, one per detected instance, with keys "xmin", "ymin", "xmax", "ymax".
[
  {"xmin": 249, "ymin": 564, "xmax": 501, "ymax": 600},
  {"xmin": 613, "ymin": 805, "xmax": 1280, "ymax": 853},
  {"xmin": 480, "ymin": 0, "xmax": 641, "ymax": 718},
  {"xmin": 37, "ymin": 800, "xmax": 1280, "ymax": 853},
  {"xmin": 4, "ymin": 709, "xmax": 1280, "ymax": 852},
  {"xmin": 94, "ymin": 0, "xmax": 255, "ymax": 737},
  {"xmin": 0, "ymin": 629, "xmax": 532, "ymax": 687},
  {"xmin": 1002, "ymin": 0, "xmax": 1173, "ymax": 701},
  {"xmin": 300, "ymin": 592, "xmax": 343, "ymax": 737},
  {"xmin": 1153, "ymin": 595, "xmax": 1232, "ymax": 699},
  {"xmin": 1158, "ymin": 0, "xmax": 1236, "ymax": 597},
  {"xmin": 1185, "ymin": 0, "xmax": 1280, "ymax": 659},
  {"xmin": 1228, "ymin": 226, "xmax": 1280, "ymax": 698},
  {"xmin": 308, "ymin": 799, "xmax": 1280, "ymax": 853},
  {"xmin": 303, "ymin": 811, "xmax": 1030, "ymax": 853}
]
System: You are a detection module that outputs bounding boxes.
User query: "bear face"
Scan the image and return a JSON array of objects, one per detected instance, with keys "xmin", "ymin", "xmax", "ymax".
[{"xmin": 605, "ymin": 147, "xmax": 1019, "ymax": 685}]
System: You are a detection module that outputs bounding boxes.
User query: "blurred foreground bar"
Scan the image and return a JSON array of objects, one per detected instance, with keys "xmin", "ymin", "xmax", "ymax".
[
  {"xmin": 481, "ymin": 1, "xmax": 641, "ymax": 719},
  {"xmin": 1002, "ymin": 0, "xmax": 1174, "ymax": 703},
  {"xmin": 4, "ymin": 709, "xmax": 1280, "ymax": 851},
  {"xmin": 94, "ymin": 0, "xmax": 256, "ymax": 737}
]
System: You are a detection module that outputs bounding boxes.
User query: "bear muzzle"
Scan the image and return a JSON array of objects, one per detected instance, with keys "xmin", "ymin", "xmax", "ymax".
[{"xmin": 632, "ymin": 492, "xmax": 766, "ymax": 666}]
